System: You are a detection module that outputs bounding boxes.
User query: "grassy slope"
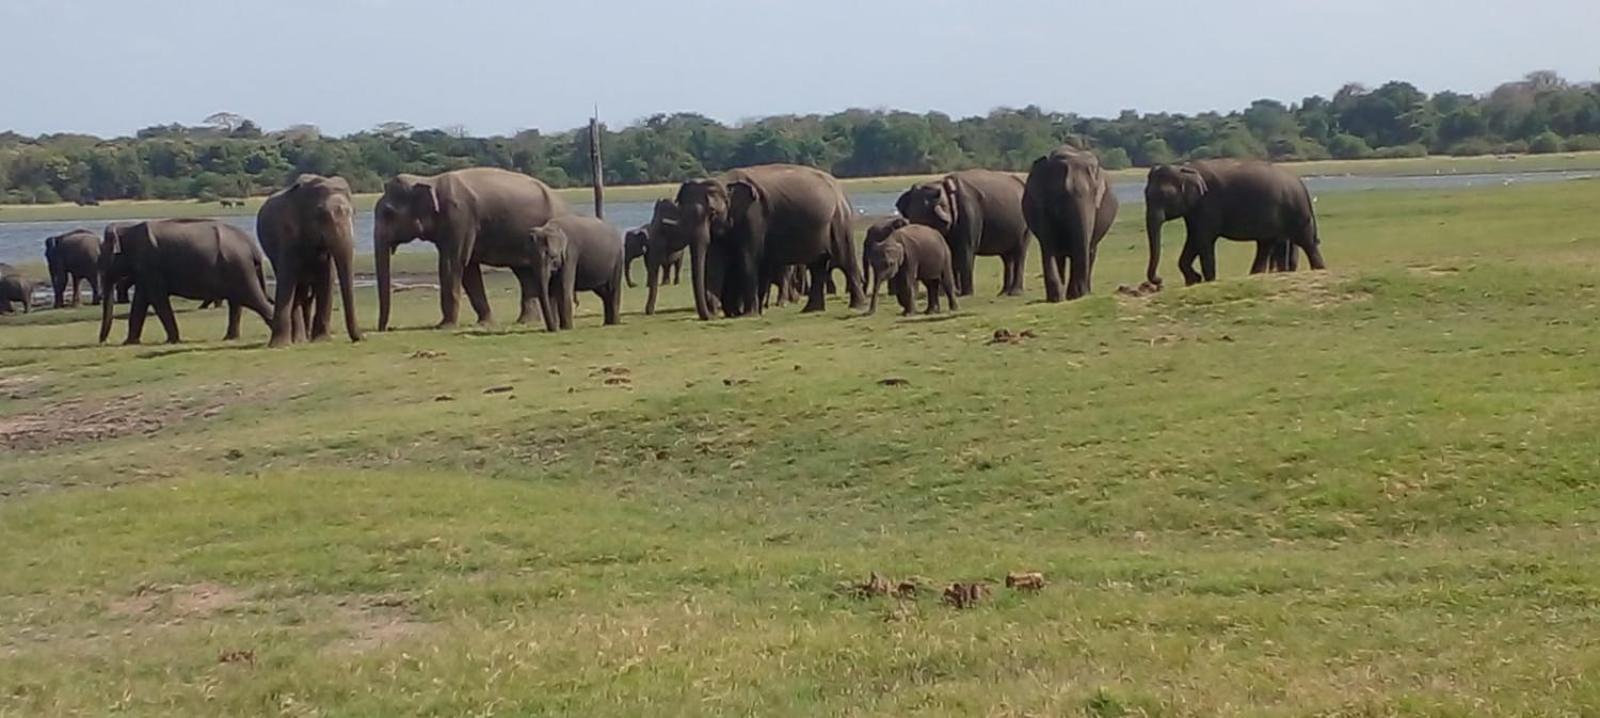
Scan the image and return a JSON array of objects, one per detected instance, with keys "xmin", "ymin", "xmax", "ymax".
[
  {"xmin": 2, "ymin": 181, "xmax": 1600, "ymax": 715},
  {"xmin": 4, "ymin": 152, "xmax": 1600, "ymax": 223}
]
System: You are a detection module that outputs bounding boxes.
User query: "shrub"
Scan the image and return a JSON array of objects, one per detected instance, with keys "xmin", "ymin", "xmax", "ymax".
[
  {"xmin": 1447, "ymin": 138, "xmax": 1497, "ymax": 157},
  {"xmin": 1327, "ymin": 134, "xmax": 1373, "ymax": 160},
  {"xmin": 1562, "ymin": 135, "xmax": 1600, "ymax": 152},
  {"xmin": 1097, "ymin": 147, "xmax": 1132, "ymax": 170},
  {"xmin": 1372, "ymin": 144, "xmax": 1428, "ymax": 159},
  {"xmin": 1528, "ymin": 132, "xmax": 1563, "ymax": 154}
]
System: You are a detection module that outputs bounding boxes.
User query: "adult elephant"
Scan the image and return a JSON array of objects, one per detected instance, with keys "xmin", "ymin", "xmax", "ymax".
[
  {"xmin": 1143, "ymin": 160, "xmax": 1326, "ymax": 287},
  {"xmin": 668, "ymin": 164, "xmax": 865, "ymax": 319},
  {"xmin": 258, "ymin": 174, "xmax": 362, "ymax": 347},
  {"xmin": 896, "ymin": 170, "xmax": 1031, "ymax": 297},
  {"xmin": 1021, "ymin": 146, "xmax": 1120, "ymax": 302},
  {"xmin": 373, "ymin": 167, "xmax": 569, "ymax": 331},
  {"xmin": 640, "ymin": 198, "xmax": 720, "ymax": 316},
  {"xmin": 99, "ymin": 219, "xmax": 273, "ymax": 344},
  {"xmin": 44, "ymin": 228, "xmax": 102, "ymax": 307}
]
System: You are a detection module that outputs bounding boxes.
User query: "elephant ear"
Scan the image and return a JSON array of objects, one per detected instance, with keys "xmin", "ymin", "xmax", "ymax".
[
  {"xmin": 1178, "ymin": 166, "xmax": 1208, "ymax": 206},
  {"xmin": 652, "ymin": 198, "xmax": 680, "ymax": 228},
  {"xmin": 937, "ymin": 177, "xmax": 960, "ymax": 227},
  {"xmin": 727, "ymin": 179, "xmax": 762, "ymax": 218},
  {"xmin": 409, "ymin": 182, "xmax": 441, "ymax": 217}
]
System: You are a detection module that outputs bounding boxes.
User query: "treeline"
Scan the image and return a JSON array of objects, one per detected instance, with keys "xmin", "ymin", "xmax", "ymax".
[{"xmin": 3, "ymin": 71, "xmax": 1599, "ymax": 205}]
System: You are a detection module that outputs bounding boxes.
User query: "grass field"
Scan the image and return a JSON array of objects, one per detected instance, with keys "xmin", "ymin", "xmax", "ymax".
[
  {"xmin": 3, "ymin": 180, "xmax": 1600, "ymax": 715},
  {"xmin": 3, "ymin": 152, "xmax": 1599, "ymax": 223}
]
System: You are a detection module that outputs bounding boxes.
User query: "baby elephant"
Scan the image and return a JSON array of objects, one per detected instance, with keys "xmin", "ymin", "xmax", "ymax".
[
  {"xmin": 528, "ymin": 215, "xmax": 625, "ymax": 331},
  {"xmin": 0, "ymin": 274, "xmax": 36, "ymax": 314},
  {"xmin": 864, "ymin": 223, "xmax": 959, "ymax": 316}
]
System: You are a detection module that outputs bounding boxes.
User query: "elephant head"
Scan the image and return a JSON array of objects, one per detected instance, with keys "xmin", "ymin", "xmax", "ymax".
[
  {"xmin": 671, "ymin": 180, "xmax": 732, "ymax": 320},
  {"xmin": 287, "ymin": 174, "xmax": 355, "ymax": 240},
  {"xmin": 895, "ymin": 178, "xmax": 958, "ymax": 233},
  {"xmin": 1143, "ymin": 164, "xmax": 1208, "ymax": 287},
  {"xmin": 527, "ymin": 222, "xmax": 569, "ymax": 331},
  {"xmin": 864, "ymin": 234, "xmax": 906, "ymax": 316},
  {"xmin": 373, "ymin": 174, "xmax": 441, "ymax": 331},
  {"xmin": 862, "ymin": 217, "xmax": 909, "ymax": 292}
]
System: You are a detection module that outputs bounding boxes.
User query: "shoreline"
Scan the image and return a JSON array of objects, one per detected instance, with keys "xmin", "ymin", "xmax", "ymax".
[{"xmin": 2, "ymin": 152, "xmax": 1598, "ymax": 224}]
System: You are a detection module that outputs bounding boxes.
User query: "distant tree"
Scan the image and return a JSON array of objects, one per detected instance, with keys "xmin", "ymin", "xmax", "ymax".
[{"xmin": 204, "ymin": 112, "xmax": 249, "ymax": 133}]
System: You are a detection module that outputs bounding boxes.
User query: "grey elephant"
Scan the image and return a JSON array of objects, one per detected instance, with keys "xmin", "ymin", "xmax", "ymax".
[
  {"xmin": 896, "ymin": 170, "xmax": 1032, "ymax": 297},
  {"xmin": 0, "ymin": 273, "xmax": 35, "ymax": 314},
  {"xmin": 258, "ymin": 174, "xmax": 362, "ymax": 347},
  {"xmin": 665, "ymin": 164, "xmax": 865, "ymax": 319},
  {"xmin": 644, "ymin": 198, "xmax": 723, "ymax": 316},
  {"xmin": 528, "ymin": 215, "xmax": 624, "ymax": 330},
  {"xmin": 860, "ymin": 217, "xmax": 910, "ymax": 291},
  {"xmin": 373, "ymin": 167, "xmax": 570, "ymax": 331},
  {"xmin": 865, "ymin": 223, "xmax": 958, "ymax": 317},
  {"xmin": 624, "ymin": 224, "xmax": 681, "ymax": 289},
  {"xmin": 98, "ymin": 219, "xmax": 273, "ymax": 344},
  {"xmin": 1021, "ymin": 146, "xmax": 1121, "ymax": 302},
  {"xmin": 1143, "ymin": 160, "xmax": 1326, "ymax": 287},
  {"xmin": 44, "ymin": 229, "xmax": 102, "ymax": 307}
]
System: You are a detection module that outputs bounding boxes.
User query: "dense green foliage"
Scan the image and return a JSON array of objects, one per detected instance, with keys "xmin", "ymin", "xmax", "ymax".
[{"xmin": 3, "ymin": 71, "xmax": 1598, "ymax": 204}]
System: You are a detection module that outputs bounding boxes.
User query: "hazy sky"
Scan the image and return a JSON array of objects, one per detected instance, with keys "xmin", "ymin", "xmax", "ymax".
[{"xmin": 4, "ymin": 0, "xmax": 1596, "ymax": 137}]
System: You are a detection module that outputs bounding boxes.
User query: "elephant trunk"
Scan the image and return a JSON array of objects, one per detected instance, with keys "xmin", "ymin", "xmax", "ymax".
[
  {"xmin": 375, "ymin": 239, "xmax": 393, "ymax": 331},
  {"xmin": 1145, "ymin": 206, "xmax": 1166, "ymax": 287},
  {"xmin": 98, "ymin": 270, "xmax": 115, "ymax": 343},
  {"xmin": 537, "ymin": 266, "xmax": 558, "ymax": 332},
  {"xmin": 868, "ymin": 271, "xmax": 883, "ymax": 316},
  {"xmin": 689, "ymin": 225, "xmax": 711, "ymax": 321}
]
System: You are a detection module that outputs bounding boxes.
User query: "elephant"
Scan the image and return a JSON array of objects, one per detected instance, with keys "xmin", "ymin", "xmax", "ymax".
[
  {"xmin": 44, "ymin": 228, "xmax": 102, "ymax": 307},
  {"xmin": 644, "ymin": 198, "xmax": 722, "ymax": 316},
  {"xmin": 896, "ymin": 169, "xmax": 1032, "ymax": 297},
  {"xmin": 0, "ymin": 274, "xmax": 35, "ymax": 314},
  {"xmin": 98, "ymin": 219, "xmax": 274, "ymax": 344},
  {"xmin": 1143, "ymin": 160, "xmax": 1326, "ymax": 287},
  {"xmin": 373, "ymin": 167, "xmax": 570, "ymax": 331},
  {"xmin": 257, "ymin": 173, "xmax": 362, "ymax": 347},
  {"xmin": 865, "ymin": 223, "xmax": 958, "ymax": 316},
  {"xmin": 1021, "ymin": 145, "xmax": 1121, "ymax": 302},
  {"xmin": 527, "ymin": 215, "xmax": 624, "ymax": 330},
  {"xmin": 665, "ymin": 164, "xmax": 865, "ymax": 319},
  {"xmin": 624, "ymin": 225, "xmax": 681, "ymax": 289}
]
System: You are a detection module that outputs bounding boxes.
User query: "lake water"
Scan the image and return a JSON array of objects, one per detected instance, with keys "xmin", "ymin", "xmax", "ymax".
[{"xmin": 1, "ymin": 170, "xmax": 1592, "ymax": 267}]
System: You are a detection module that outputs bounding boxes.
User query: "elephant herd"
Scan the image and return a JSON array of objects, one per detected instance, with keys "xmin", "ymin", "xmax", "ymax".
[{"xmin": 4, "ymin": 147, "xmax": 1327, "ymax": 345}]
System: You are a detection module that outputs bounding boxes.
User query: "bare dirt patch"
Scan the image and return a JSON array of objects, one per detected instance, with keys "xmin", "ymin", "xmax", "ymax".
[
  {"xmin": 324, "ymin": 596, "xmax": 435, "ymax": 655},
  {"xmin": 0, "ymin": 381, "xmax": 266, "ymax": 451},
  {"xmin": 109, "ymin": 582, "xmax": 246, "ymax": 621},
  {"xmin": 0, "ymin": 373, "xmax": 46, "ymax": 399}
]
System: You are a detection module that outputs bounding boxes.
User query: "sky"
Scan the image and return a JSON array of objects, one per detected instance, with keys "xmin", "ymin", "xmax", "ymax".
[{"xmin": 3, "ymin": 0, "xmax": 1597, "ymax": 138}]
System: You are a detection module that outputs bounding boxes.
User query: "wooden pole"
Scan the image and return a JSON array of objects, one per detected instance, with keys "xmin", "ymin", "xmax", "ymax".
[{"xmin": 588, "ymin": 111, "xmax": 604, "ymax": 220}]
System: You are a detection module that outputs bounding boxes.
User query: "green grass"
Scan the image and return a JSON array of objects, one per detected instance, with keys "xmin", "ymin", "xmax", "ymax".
[
  {"xmin": 5, "ymin": 152, "xmax": 1600, "ymax": 223},
  {"xmin": 3, "ymin": 180, "xmax": 1600, "ymax": 715}
]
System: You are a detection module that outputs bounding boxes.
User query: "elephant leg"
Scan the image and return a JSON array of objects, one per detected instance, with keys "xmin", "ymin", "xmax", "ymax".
[
  {"xmin": 601, "ymin": 285, "xmax": 620, "ymax": 326},
  {"xmin": 512, "ymin": 267, "xmax": 542, "ymax": 325},
  {"xmin": 895, "ymin": 274, "xmax": 915, "ymax": 316},
  {"xmin": 644, "ymin": 260, "xmax": 661, "ymax": 316},
  {"xmin": 1250, "ymin": 243, "xmax": 1273, "ymax": 274},
  {"xmin": 801, "ymin": 260, "xmax": 830, "ymax": 313},
  {"xmin": 672, "ymin": 260, "xmax": 682, "ymax": 285},
  {"xmin": 1041, "ymin": 247, "xmax": 1065, "ymax": 303},
  {"xmin": 1012, "ymin": 240, "xmax": 1030, "ymax": 296},
  {"xmin": 125, "ymin": 289, "xmax": 150, "ymax": 345},
  {"xmin": 959, "ymin": 247, "xmax": 976, "ymax": 297},
  {"xmin": 1065, "ymin": 244, "xmax": 1091, "ymax": 301},
  {"xmin": 52, "ymin": 276, "xmax": 65, "ymax": 309},
  {"xmin": 71, "ymin": 278, "xmax": 82, "ymax": 307},
  {"xmin": 436, "ymin": 253, "xmax": 462, "ymax": 328},
  {"xmin": 557, "ymin": 273, "xmax": 576, "ymax": 330},
  {"xmin": 924, "ymin": 280, "xmax": 941, "ymax": 314},
  {"xmin": 269, "ymin": 260, "xmax": 300, "ymax": 348},
  {"xmin": 1294, "ymin": 230, "xmax": 1326, "ymax": 271},
  {"xmin": 225, "ymin": 300, "xmax": 243, "ymax": 340},
  {"xmin": 148, "ymin": 290, "xmax": 181, "ymax": 344},
  {"xmin": 1199, "ymin": 240, "xmax": 1219, "ymax": 282},
  {"xmin": 309, "ymin": 263, "xmax": 333, "ymax": 341},
  {"xmin": 89, "ymin": 274, "xmax": 101, "ymax": 306},
  {"xmin": 461, "ymin": 262, "xmax": 493, "ymax": 326}
]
